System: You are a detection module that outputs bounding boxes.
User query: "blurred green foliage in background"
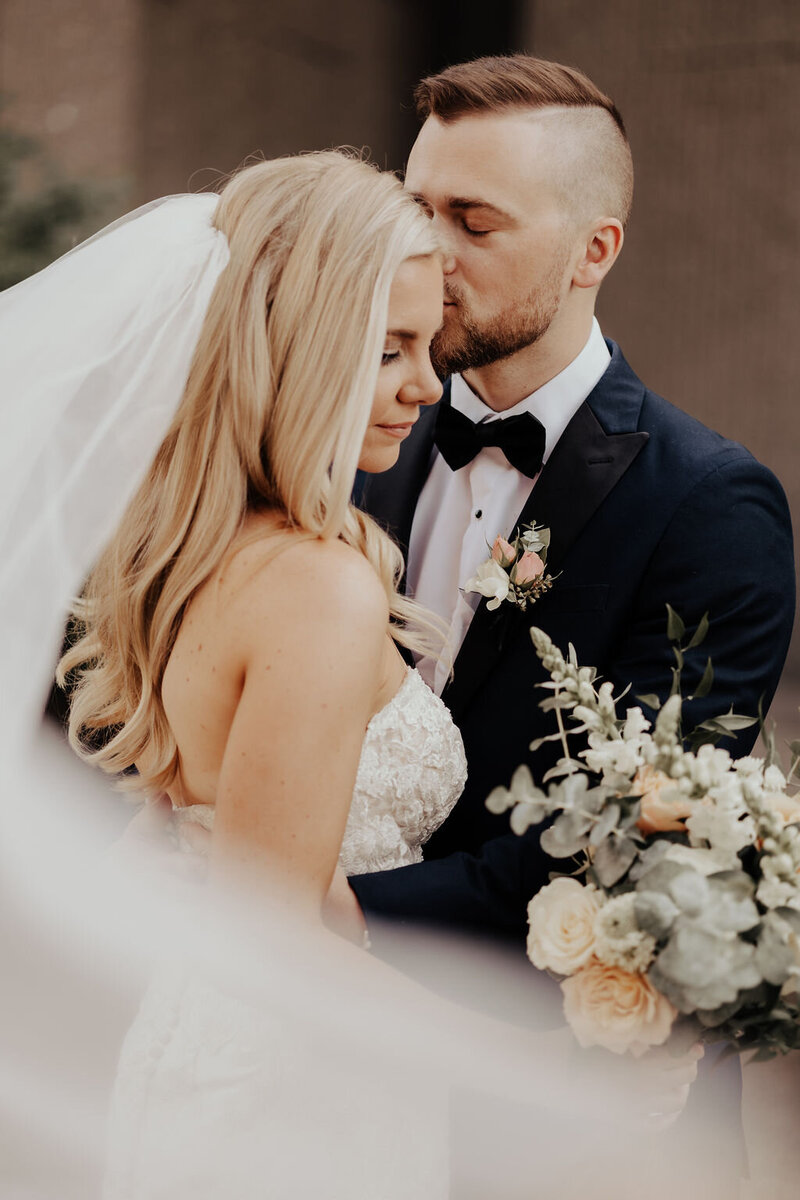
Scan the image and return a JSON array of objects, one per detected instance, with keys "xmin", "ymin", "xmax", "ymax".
[{"xmin": 0, "ymin": 105, "xmax": 111, "ymax": 290}]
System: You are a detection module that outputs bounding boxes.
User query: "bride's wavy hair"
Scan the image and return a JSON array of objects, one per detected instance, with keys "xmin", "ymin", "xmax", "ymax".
[{"xmin": 58, "ymin": 151, "xmax": 441, "ymax": 793}]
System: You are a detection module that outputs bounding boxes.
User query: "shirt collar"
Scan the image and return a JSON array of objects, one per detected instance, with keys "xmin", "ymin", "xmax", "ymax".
[{"xmin": 448, "ymin": 318, "xmax": 611, "ymax": 464}]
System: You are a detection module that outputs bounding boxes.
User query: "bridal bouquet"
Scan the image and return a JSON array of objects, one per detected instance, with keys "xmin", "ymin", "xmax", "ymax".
[{"xmin": 488, "ymin": 612, "xmax": 800, "ymax": 1059}]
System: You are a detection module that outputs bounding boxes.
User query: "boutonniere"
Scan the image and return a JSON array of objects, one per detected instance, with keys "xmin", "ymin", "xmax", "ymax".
[{"xmin": 464, "ymin": 521, "xmax": 556, "ymax": 613}]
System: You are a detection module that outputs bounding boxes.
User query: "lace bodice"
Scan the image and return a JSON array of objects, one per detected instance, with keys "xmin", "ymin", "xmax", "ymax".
[
  {"xmin": 174, "ymin": 667, "xmax": 466, "ymax": 875},
  {"xmin": 340, "ymin": 667, "xmax": 466, "ymax": 873}
]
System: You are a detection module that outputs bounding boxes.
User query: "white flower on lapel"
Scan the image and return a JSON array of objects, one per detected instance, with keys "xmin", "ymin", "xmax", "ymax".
[
  {"xmin": 464, "ymin": 558, "xmax": 510, "ymax": 611},
  {"xmin": 464, "ymin": 520, "xmax": 555, "ymax": 613}
]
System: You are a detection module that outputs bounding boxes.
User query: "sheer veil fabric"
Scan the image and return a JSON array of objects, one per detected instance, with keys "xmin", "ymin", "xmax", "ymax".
[{"xmin": 0, "ymin": 194, "xmax": 229, "ymax": 749}]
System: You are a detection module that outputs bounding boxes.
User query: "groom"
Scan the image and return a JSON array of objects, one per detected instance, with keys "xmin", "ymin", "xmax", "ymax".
[{"xmin": 346, "ymin": 54, "xmax": 795, "ymax": 947}]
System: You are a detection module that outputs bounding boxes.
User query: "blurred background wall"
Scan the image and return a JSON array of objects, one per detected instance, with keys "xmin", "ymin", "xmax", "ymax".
[{"xmin": 1, "ymin": 0, "xmax": 798, "ymax": 690}]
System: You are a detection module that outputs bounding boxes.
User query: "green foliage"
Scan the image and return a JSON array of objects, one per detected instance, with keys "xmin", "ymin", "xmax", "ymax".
[{"xmin": 0, "ymin": 106, "xmax": 111, "ymax": 290}]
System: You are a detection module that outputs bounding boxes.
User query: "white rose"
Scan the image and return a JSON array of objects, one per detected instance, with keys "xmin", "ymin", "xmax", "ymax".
[
  {"xmin": 526, "ymin": 877, "xmax": 602, "ymax": 975},
  {"xmin": 464, "ymin": 558, "xmax": 510, "ymax": 611}
]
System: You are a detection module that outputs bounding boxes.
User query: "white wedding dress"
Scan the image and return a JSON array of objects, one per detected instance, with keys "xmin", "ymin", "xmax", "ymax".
[{"xmin": 104, "ymin": 667, "xmax": 467, "ymax": 1200}]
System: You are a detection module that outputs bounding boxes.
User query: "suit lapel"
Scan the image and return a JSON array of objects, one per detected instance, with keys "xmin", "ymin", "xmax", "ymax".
[{"xmin": 442, "ymin": 352, "xmax": 649, "ymax": 721}]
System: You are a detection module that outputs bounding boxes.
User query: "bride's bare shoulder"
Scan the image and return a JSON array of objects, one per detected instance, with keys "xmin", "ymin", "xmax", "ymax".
[{"xmin": 220, "ymin": 529, "xmax": 389, "ymax": 639}]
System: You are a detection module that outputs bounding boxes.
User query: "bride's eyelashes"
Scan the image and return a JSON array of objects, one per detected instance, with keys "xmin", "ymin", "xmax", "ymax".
[{"xmin": 381, "ymin": 348, "xmax": 401, "ymax": 365}]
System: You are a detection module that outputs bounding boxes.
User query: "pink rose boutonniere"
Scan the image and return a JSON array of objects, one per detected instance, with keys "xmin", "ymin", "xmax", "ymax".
[{"xmin": 465, "ymin": 521, "xmax": 555, "ymax": 613}]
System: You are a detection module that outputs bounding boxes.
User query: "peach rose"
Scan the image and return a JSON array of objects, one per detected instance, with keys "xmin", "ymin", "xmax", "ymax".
[
  {"xmin": 526, "ymin": 877, "xmax": 602, "ymax": 975},
  {"xmin": 634, "ymin": 764, "xmax": 693, "ymax": 834},
  {"xmin": 561, "ymin": 961, "xmax": 677, "ymax": 1057},
  {"xmin": 491, "ymin": 536, "xmax": 516, "ymax": 568},
  {"xmin": 512, "ymin": 550, "xmax": 544, "ymax": 586}
]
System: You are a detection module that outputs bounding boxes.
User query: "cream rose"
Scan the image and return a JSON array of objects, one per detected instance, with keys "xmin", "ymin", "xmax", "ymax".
[
  {"xmin": 526, "ymin": 877, "xmax": 601, "ymax": 975},
  {"xmin": 561, "ymin": 961, "xmax": 677, "ymax": 1057},
  {"xmin": 464, "ymin": 558, "xmax": 510, "ymax": 611},
  {"xmin": 634, "ymin": 764, "xmax": 693, "ymax": 834}
]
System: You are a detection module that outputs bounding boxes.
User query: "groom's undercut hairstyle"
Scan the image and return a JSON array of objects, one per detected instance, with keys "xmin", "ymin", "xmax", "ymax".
[{"xmin": 414, "ymin": 55, "xmax": 634, "ymax": 229}]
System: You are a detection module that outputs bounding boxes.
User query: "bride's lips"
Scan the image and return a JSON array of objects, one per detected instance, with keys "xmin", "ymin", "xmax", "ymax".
[{"xmin": 376, "ymin": 421, "xmax": 416, "ymax": 440}]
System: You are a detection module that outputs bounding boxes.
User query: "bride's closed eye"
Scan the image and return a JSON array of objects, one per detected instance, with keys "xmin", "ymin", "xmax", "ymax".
[{"xmin": 381, "ymin": 348, "xmax": 401, "ymax": 365}]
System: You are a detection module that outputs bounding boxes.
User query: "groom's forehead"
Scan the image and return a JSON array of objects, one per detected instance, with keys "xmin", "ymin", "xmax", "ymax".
[{"xmin": 405, "ymin": 111, "xmax": 561, "ymax": 195}]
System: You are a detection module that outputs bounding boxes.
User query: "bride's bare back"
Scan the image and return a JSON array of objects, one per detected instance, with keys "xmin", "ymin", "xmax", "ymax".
[{"xmin": 157, "ymin": 513, "xmax": 407, "ymax": 905}]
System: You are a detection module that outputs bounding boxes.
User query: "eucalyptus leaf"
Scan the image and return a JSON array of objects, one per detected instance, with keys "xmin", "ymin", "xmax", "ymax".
[
  {"xmin": 761, "ymin": 721, "xmax": 779, "ymax": 770},
  {"xmin": 529, "ymin": 732, "xmax": 566, "ymax": 751},
  {"xmin": 692, "ymin": 657, "xmax": 714, "ymax": 700},
  {"xmin": 507, "ymin": 764, "xmax": 541, "ymax": 803},
  {"xmin": 695, "ymin": 998, "xmax": 742, "ymax": 1028},
  {"xmin": 697, "ymin": 712, "xmax": 758, "ymax": 736},
  {"xmin": 510, "ymin": 801, "xmax": 547, "ymax": 836},
  {"xmin": 592, "ymin": 832, "xmax": 638, "ymax": 887},
  {"xmin": 687, "ymin": 612, "xmax": 710, "ymax": 650},
  {"xmin": 636, "ymin": 693, "xmax": 662, "ymax": 710},
  {"xmin": 485, "ymin": 785, "xmax": 513, "ymax": 815},
  {"xmin": 635, "ymin": 889, "xmax": 680, "ymax": 938},
  {"xmin": 749, "ymin": 1046, "xmax": 778, "ymax": 1063},
  {"xmin": 589, "ymin": 803, "xmax": 621, "ymax": 847},
  {"xmin": 713, "ymin": 713, "xmax": 759, "ymax": 732},
  {"xmin": 666, "ymin": 604, "xmax": 686, "ymax": 642},
  {"xmin": 539, "ymin": 695, "xmax": 577, "ymax": 712},
  {"xmin": 539, "ymin": 809, "xmax": 593, "ymax": 857},
  {"xmin": 542, "ymin": 760, "xmax": 581, "ymax": 782}
]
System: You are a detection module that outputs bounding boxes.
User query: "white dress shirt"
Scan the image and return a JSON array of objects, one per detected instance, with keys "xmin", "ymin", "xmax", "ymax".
[{"xmin": 408, "ymin": 319, "xmax": 611, "ymax": 695}]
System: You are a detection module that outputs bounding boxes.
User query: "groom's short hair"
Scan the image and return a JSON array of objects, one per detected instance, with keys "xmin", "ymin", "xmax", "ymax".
[{"xmin": 414, "ymin": 55, "xmax": 633, "ymax": 228}]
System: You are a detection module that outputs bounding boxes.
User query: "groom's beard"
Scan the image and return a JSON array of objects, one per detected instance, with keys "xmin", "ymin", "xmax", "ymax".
[{"xmin": 430, "ymin": 263, "xmax": 567, "ymax": 380}]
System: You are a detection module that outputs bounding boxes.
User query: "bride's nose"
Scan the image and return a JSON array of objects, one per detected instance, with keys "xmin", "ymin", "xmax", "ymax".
[{"xmin": 399, "ymin": 356, "xmax": 442, "ymax": 407}]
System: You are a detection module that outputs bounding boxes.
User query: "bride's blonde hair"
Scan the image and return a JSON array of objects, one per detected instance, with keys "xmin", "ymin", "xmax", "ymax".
[{"xmin": 58, "ymin": 151, "xmax": 440, "ymax": 793}]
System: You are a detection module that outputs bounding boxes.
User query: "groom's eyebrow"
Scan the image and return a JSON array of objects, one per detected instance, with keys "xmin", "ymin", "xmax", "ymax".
[{"xmin": 447, "ymin": 197, "xmax": 514, "ymax": 222}]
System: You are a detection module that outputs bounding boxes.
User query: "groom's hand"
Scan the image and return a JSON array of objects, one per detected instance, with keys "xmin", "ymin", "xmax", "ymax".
[{"xmin": 637, "ymin": 1042, "xmax": 704, "ymax": 1129}]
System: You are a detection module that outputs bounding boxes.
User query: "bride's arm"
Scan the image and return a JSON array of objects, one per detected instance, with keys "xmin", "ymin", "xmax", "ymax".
[{"xmin": 208, "ymin": 538, "xmax": 388, "ymax": 923}]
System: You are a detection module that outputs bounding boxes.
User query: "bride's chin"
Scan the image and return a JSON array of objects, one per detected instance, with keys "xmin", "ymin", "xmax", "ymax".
[{"xmin": 357, "ymin": 446, "xmax": 401, "ymax": 474}]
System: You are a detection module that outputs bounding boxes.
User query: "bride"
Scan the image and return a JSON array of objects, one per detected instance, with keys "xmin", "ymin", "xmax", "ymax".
[
  {"xmin": 49, "ymin": 151, "xmax": 476, "ymax": 1198},
  {"xmin": 2, "ymin": 149, "xmax": 698, "ymax": 1200}
]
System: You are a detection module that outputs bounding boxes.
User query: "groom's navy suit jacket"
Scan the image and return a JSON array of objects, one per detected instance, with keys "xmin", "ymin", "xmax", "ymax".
[{"xmin": 351, "ymin": 341, "xmax": 795, "ymax": 942}]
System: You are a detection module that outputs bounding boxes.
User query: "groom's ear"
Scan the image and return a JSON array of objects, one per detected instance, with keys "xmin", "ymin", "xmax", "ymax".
[{"xmin": 572, "ymin": 218, "xmax": 624, "ymax": 289}]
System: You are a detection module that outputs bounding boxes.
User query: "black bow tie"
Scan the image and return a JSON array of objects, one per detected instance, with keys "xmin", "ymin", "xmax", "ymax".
[{"xmin": 433, "ymin": 403, "xmax": 546, "ymax": 477}]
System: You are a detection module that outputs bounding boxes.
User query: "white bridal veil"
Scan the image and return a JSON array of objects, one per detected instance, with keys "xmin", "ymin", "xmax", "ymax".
[{"xmin": 0, "ymin": 193, "xmax": 739, "ymax": 1200}]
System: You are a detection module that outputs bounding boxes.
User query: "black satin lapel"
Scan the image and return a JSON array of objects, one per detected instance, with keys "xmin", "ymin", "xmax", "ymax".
[
  {"xmin": 442, "ymin": 402, "xmax": 648, "ymax": 722},
  {"xmin": 516, "ymin": 402, "xmax": 649, "ymax": 574},
  {"xmin": 358, "ymin": 401, "xmax": 439, "ymax": 568}
]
